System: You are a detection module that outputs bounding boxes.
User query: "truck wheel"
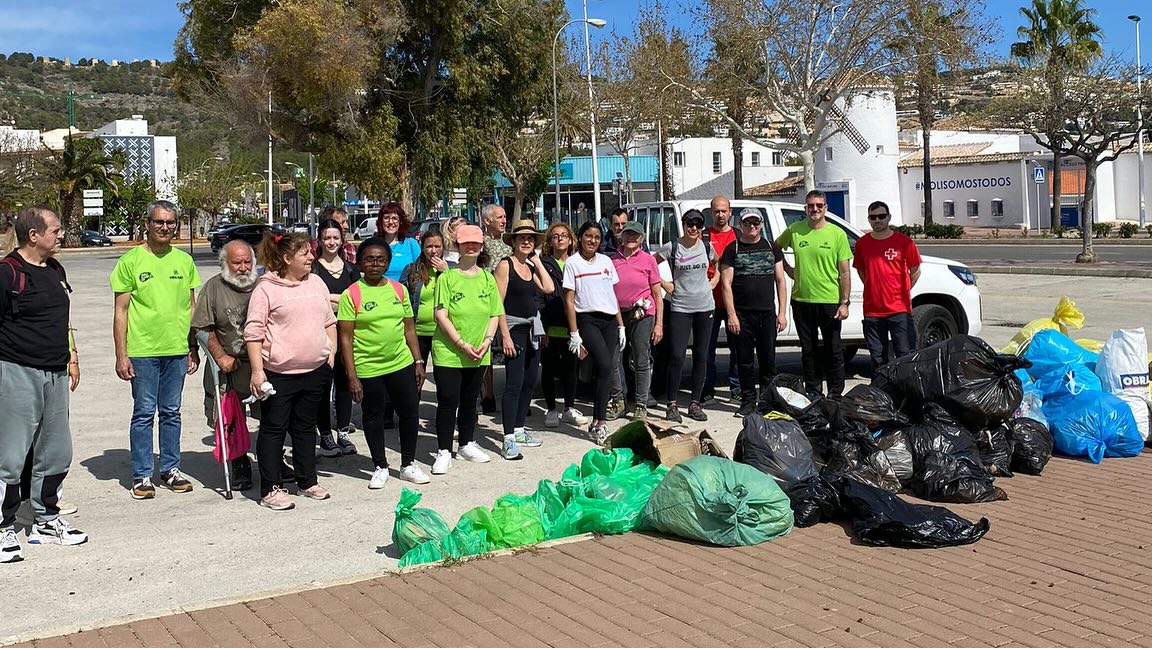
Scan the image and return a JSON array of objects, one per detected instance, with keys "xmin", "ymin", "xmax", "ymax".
[{"xmin": 914, "ymin": 304, "xmax": 957, "ymax": 349}]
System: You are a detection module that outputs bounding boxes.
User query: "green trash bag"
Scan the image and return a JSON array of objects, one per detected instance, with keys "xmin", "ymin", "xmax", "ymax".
[
  {"xmin": 398, "ymin": 517, "xmax": 491, "ymax": 568},
  {"xmin": 580, "ymin": 447, "xmax": 636, "ymax": 477},
  {"xmin": 533, "ymin": 479, "xmax": 571, "ymax": 539},
  {"xmin": 548, "ymin": 459, "xmax": 669, "ymax": 539},
  {"xmin": 642, "ymin": 455, "xmax": 794, "ymax": 547},
  {"xmin": 461, "ymin": 494, "xmax": 545, "ymax": 550},
  {"xmin": 392, "ymin": 487, "xmax": 451, "ymax": 554}
]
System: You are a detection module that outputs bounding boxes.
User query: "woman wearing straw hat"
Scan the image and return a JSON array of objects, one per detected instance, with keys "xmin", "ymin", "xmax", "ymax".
[{"xmin": 493, "ymin": 219, "xmax": 554, "ymax": 460}]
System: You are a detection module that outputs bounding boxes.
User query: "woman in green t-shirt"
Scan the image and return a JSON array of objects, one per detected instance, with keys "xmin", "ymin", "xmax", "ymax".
[
  {"xmin": 430, "ymin": 224, "xmax": 503, "ymax": 475},
  {"xmin": 399, "ymin": 230, "xmax": 456, "ymax": 364},
  {"xmin": 337, "ymin": 238, "xmax": 429, "ymax": 488}
]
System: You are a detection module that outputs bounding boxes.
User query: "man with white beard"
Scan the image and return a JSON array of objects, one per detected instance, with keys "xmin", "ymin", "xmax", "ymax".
[{"xmin": 192, "ymin": 239, "xmax": 259, "ymax": 489}]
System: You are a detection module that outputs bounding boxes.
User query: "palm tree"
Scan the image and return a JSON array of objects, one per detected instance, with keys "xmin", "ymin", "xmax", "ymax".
[
  {"xmin": 894, "ymin": 0, "xmax": 993, "ymax": 226},
  {"xmin": 1010, "ymin": 0, "xmax": 1103, "ymax": 233},
  {"xmin": 44, "ymin": 138, "xmax": 124, "ymax": 247}
]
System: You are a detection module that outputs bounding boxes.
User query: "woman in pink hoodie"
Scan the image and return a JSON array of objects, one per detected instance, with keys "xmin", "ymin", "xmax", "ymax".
[{"xmin": 244, "ymin": 232, "xmax": 337, "ymax": 510}]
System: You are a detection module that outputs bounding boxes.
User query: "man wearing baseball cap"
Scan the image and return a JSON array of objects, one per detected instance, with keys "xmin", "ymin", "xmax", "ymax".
[{"xmin": 720, "ymin": 208, "xmax": 788, "ymax": 416}]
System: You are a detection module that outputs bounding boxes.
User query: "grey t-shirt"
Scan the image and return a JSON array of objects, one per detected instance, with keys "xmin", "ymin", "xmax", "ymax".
[
  {"xmin": 191, "ymin": 274, "xmax": 255, "ymax": 357},
  {"xmin": 656, "ymin": 239, "xmax": 715, "ymax": 313}
]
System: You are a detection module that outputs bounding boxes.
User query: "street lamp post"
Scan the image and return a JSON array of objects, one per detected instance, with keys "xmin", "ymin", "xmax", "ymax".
[
  {"xmin": 253, "ymin": 171, "xmax": 283, "ymax": 223},
  {"xmin": 582, "ymin": 0, "xmax": 603, "ymax": 222},
  {"xmin": 552, "ymin": 17, "xmax": 607, "ymax": 223},
  {"xmin": 1131, "ymin": 15, "xmax": 1146, "ymax": 228}
]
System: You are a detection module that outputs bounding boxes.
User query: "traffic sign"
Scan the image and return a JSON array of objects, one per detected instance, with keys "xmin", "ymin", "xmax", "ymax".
[
  {"xmin": 82, "ymin": 189, "xmax": 104, "ymax": 199},
  {"xmin": 83, "ymin": 207, "xmax": 103, "ymax": 217},
  {"xmin": 83, "ymin": 197, "xmax": 103, "ymax": 208},
  {"xmin": 1033, "ymin": 166, "xmax": 1046, "ymax": 184}
]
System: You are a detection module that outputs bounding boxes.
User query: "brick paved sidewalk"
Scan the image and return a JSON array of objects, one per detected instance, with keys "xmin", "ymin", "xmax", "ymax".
[{"xmin": 11, "ymin": 450, "xmax": 1152, "ymax": 648}]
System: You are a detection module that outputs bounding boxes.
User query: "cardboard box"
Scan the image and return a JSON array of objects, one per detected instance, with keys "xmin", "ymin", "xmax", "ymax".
[{"xmin": 606, "ymin": 419, "xmax": 728, "ymax": 468}]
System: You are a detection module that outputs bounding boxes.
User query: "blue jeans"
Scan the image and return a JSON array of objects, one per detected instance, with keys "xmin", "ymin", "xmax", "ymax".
[
  {"xmin": 129, "ymin": 356, "xmax": 188, "ymax": 479},
  {"xmin": 863, "ymin": 313, "xmax": 917, "ymax": 375}
]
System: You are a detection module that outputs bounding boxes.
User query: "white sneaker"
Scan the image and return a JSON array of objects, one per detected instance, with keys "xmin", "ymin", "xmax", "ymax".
[
  {"xmin": 28, "ymin": 517, "xmax": 88, "ymax": 546},
  {"xmin": 368, "ymin": 466, "xmax": 389, "ymax": 490},
  {"xmin": 457, "ymin": 441, "xmax": 491, "ymax": 463},
  {"xmin": 431, "ymin": 450, "xmax": 453, "ymax": 475},
  {"xmin": 544, "ymin": 409, "xmax": 561, "ymax": 428},
  {"xmin": 399, "ymin": 463, "xmax": 431, "ymax": 484},
  {"xmin": 562, "ymin": 408, "xmax": 590, "ymax": 426},
  {"xmin": 0, "ymin": 526, "xmax": 22, "ymax": 563}
]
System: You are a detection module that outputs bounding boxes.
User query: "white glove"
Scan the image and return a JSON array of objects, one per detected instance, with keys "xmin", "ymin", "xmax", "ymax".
[
  {"xmin": 618, "ymin": 326, "xmax": 627, "ymax": 351},
  {"xmin": 568, "ymin": 331, "xmax": 583, "ymax": 355}
]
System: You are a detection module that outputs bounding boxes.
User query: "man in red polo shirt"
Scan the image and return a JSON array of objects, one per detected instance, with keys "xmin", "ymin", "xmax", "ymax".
[
  {"xmin": 853, "ymin": 200, "xmax": 922, "ymax": 375},
  {"xmin": 703, "ymin": 195, "xmax": 738, "ymax": 404}
]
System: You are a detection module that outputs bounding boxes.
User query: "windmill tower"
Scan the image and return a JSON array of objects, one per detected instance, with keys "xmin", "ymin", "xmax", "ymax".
[{"xmin": 813, "ymin": 83, "xmax": 901, "ymax": 227}]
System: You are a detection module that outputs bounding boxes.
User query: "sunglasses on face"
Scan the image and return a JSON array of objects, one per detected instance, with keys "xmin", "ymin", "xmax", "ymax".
[
  {"xmin": 805, "ymin": 203, "xmax": 826, "ymax": 210},
  {"xmin": 868, "ymin": 213, "xmax": 890, "ymax": 221},
  {"xmin": 684, "ymin": 220, "xmax": 704, "ymax": 229},
  {"xmin": 742, "ymin": 218, "xmax": 762, "ymax": 226}
]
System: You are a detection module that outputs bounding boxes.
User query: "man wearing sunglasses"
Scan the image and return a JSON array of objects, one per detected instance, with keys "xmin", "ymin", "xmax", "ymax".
[
  {"xmin": 111, "ymin": 201, "xmax": 202, "ymax": 500},
  {"xmin": 720, "ymin": 209, "xmax": 788, "ymax": 416},
  {"xmin": 853, "ymin": 200, "xmax": 921, "ymax": 374},
  {"xmin": 776, "ymin": 190, "xmax": 852, "ymax": 398}
]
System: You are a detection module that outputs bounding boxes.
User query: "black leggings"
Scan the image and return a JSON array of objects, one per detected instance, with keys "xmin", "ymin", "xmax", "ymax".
[
  {"xmin": 258, "ymin": 365, "xmax": 328, "ymax": 497},
  {"xmin": 433, "ymin": 365, "xmax": 486, "ymax": 450},
  {"xmin": 540, "ymin": 336, "xmax": 577, "ymax": 410},
  {"xmin": 361, "ymin": 364, "xmax": 420, "ymax": 468},
  {"xmin": 417, "ymin": 335, "xmax": 433, "ymax": 363},
  {"xmin": 501, "ymin": 326, "xmax": 539, "ymax": 436},
  {"xmin": 666, "ymin": 310, "xmax": 713, "ymax": 404},
  {"xmin": 577, "ymin": 312, "xmax": 617, "ymax": 421},
  {"xmin": 316, "ymin": 345, "xmax": 352, "ymax": 434}
]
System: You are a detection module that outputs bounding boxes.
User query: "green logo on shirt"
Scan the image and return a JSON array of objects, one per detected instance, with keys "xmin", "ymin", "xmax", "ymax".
[
  {"xmin": 451, "ymin": 291, "xmax": 465, "ymax": 303},
  {"xmin": 139, "ymin": 272, "xmax": 153, "ymax": 282},
  {"xmin": 364, "ymin": 301, "xmax": 377, "ymax": 311},
  {"xmin": 798, "ymin": 241, "xmax": 809, "ymax": 248}
]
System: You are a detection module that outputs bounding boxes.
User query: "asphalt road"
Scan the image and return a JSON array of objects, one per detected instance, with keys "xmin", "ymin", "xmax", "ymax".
[{"xmin": 919, "ymin": 242, "xmax": 1152, "ymax": 264}]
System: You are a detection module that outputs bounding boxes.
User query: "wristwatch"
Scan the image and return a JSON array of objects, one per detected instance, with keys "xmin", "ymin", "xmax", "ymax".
[{"xmin": 840, "ymin": 300, "xmax": 851, "ymax": 306}]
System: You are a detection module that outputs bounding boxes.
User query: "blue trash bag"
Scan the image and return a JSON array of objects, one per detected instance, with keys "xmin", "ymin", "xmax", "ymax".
[
  {"xmin": 1014, "ymin": 384, "xmax": 1048, "ymax": 427},
  {"xmin": 1023, "ymin": 330, "xmax": 1099, "ymax": 380},
  {"xmin": 1033, "ymin": 363, "xmax": 1102, "ymax": 400},
  {"xmin": 1042, "ymin": 391, "xmax": 1142, "ymax": 463}
]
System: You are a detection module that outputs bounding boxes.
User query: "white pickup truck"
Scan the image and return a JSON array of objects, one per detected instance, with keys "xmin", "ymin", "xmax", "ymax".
[{"xmin": 623, "ymin": 199, "xmax": 982, "ymax": 358}]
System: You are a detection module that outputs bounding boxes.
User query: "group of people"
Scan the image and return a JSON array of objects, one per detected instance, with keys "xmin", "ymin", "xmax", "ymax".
[{"xmin": 0, "ymin": 189, "xmax": 923, "ymax": 557}]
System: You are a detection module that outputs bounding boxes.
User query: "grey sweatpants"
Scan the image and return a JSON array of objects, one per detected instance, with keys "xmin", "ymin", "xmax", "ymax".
[
  {"xmin": 0, "ymin": 360, "xmax": 71, "ymax": 526},
  {"xmin": 609, "ymin": 316, "xmax": 656, "ymax": 405}
]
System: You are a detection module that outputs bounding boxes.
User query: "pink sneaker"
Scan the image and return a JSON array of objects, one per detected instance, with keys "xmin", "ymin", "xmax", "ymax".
[
  {"xmin": 260, "ymin": 486, "xmax": 295, "ymax": 510},
  {"xmin": 300, "ymin": 484, "xmax": 330, "ymax": 500}
]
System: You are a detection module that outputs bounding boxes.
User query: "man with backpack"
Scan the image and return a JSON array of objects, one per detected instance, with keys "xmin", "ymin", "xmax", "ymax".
[{"xmin": 1, "ymin": 207, "xmax": 87, "ymax": 564}]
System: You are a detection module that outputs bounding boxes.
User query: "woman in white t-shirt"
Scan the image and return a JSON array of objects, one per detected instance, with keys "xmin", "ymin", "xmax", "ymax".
[{"xmin": 562, "ymin": 221, "xmax": 623, "ymax": 445}]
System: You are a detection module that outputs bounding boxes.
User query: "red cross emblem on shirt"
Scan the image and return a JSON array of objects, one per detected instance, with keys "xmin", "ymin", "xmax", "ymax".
[{"xmin": 884, "ymin": 248, "xmax": 898, "ymax": 261}]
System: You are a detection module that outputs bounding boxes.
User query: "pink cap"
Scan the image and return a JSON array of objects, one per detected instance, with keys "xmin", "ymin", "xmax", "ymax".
[{"xmin": 456, "ymin": 224, "xmax": 484, "ymax": 244}]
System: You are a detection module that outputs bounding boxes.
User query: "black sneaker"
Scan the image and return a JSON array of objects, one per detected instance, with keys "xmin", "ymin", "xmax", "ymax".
[
  {"xmin": 160, "ymin": 469, "xmax": 193, "ymax": 493},
  {"xmin": 687, "ymin": 401, "xmax": 708, "ymax": 421},
  {"xmin": 699, "ymin": 393, "xmax": 717, "ymax": 407},
  {"xmin": 735, "ymin": 401, "xmax": 757, "ymax": 418},
  {"xmin": 481, "ymin": 397, "xmax": 497, "ymax": 415},
  {"xmin": 666, "ymin": 403, "xmax": 683, "ymax": 423},
  {"xmin": 131, "ymin": 478, "xmax": 156, "ymax": 500},
  {"xmin": 230, "ymin": 456, "xmax": 253, "ymax": 491},
  {"xmin": 317, "ymin": 433, "xmax": 341, "ymax": 458}
]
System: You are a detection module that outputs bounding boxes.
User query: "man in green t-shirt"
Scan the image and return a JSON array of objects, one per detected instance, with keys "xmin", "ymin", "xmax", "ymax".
[
  {"xmin": 110, "ymin": 201, "xmax": 202, "ymax": 500},
  {"xmin": 776, "ymin": 189, "xmax": 852, "ymax": 397}
]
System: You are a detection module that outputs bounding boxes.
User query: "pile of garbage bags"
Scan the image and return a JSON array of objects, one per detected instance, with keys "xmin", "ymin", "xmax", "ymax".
[{"xmin": 393, "ymin": 448, "xmax": 797, "ymax": 567}]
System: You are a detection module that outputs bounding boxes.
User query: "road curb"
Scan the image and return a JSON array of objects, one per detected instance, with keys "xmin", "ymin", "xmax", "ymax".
[{"xmin": 968, "ymin": 264, "xmax": 1152, "ymax": 279}]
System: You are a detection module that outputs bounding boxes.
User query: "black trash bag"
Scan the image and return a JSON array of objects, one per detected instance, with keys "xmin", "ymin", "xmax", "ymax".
[
  {"xmin": 873, "ymin": 335, "xmax": 1031, "ymax": 429},
  {"xmin": 785, "ymin": 475, "xmax": 842, "ymax": 528},
  {"xmin": 764, "ymin": 374, "xmax": 832, "ymax": 437},
  {"xmin": 904, "ymin": 404, "xmax": 1007, "ymax": 504},
  {"xmin": 812, "ymin": 410, "xmax": 901, "ymax": 494},
  {"xmin": 837, "ymin": 477, "xmax": 991, "ymax": 548},
  {"xmin": 733, "ymin": 413, "xmax": 819, "ymax": 489},
  {"xmin": 1006, "ymin": 417, "xmax": 1054, "ymax": 475},
  {"xmin": 974, "ymin": 420, "xmax": 1014, "ymax": 478},
  {"xmin": 838, "ymin": 385, "xmax": 910, "ymax": 429},
  {"xmin": 876, "ymin": 429, "xmax": 913, "ymax": 481}
]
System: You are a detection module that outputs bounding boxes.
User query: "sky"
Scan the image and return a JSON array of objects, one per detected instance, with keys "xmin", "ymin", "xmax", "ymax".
[{"xmin": 0, "ymin": 0, "xmax": 1144, "ymax": 64}]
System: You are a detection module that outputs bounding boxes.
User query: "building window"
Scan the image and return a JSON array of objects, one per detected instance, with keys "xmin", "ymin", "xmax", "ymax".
[
  {"xmin": 772, "ymin": 151, "xmax": 784, "ymax": 166},
  {"xmin": 712, "ymin": 152, "xmax": 722, "ymax": 174},
  {"xmin": 750, "ymin": 152, "xmax": 760, "ymax": 167},
  {"xmin": 824, "ymin": 147, "xmax": 833, "ymax": 162},
  {"xmin": 673, "ymin": 151, "xmax": 685, "ymax": 167},
  {"xmin": 943, "ymin": 200, "xmax": 955, "ymax": 219},
  {"xmin": 967, "ymin": 199, "xmax": 979, "ymax": 218},
  {"xmin": 991, "ymin": 199, "xmax": 1004, "ymax": 219}
]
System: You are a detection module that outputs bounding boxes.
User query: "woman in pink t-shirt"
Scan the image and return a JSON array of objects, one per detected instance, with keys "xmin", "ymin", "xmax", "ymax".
[{"xmin": 244, "ymin": 232, "xmax": 337, "ymax": 511}]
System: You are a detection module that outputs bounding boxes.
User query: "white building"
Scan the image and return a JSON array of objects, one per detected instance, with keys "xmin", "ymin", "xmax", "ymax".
[{"xmin": 89, "ymin": 115, "xmax": 178, "ymax": 201}]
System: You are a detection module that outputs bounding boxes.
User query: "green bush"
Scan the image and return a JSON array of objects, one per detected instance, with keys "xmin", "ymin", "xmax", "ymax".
[
  {"xmin": 894, "ymin": 224, "xmax": 923, "ymax": 237},
  {"xmin": 923, "ymin": 222, "xmax": 964, "ymax": 239},
  {"xmin": 1146, "ymin": 224, "xmax": 1152, "ymax": 238},
  {"xmin": 1092, "ymin": 223, "xmax": 1113, "ymax": 238},
  {"xmin": 1051, "ymin": 225, "xmax": 1067, "ymax": 238},
  {"xmin": 1118, "ymin": 222, "xmax": 1139, "ymax": 239}
]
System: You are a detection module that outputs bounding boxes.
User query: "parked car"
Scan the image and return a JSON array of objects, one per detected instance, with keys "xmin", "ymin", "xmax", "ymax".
[
  {"xmin": 80, "ymin": 230, "xmax": 113, "ymax": 247},
  {"xmin": 623, "ymin": 199, "xmax": 983, "ymax": 355},
  {"xmin": 353, "ymin": 216, "xmax": 377, "ymax": 240},
  {"xmin": 210, "ymin": 223, "xmax": 282, "ymax": 253}
]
